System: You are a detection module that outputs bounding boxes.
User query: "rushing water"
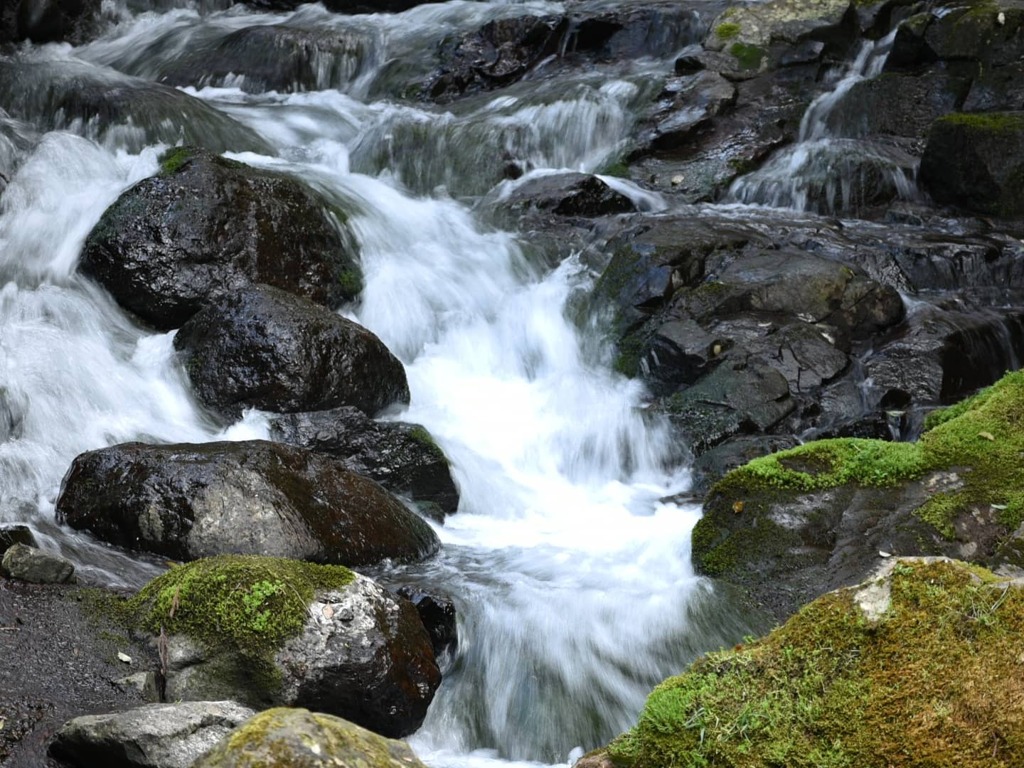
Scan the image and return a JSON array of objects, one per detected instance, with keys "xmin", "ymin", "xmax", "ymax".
[{"xmin": 0, "ymin": 2, "xmax": 773, "ymax": 766}]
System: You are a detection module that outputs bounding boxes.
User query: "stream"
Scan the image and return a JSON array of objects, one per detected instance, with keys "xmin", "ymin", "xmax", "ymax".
[{"xmin": 0, "ymin": 0, "xmax": 919, "ymax": 766}]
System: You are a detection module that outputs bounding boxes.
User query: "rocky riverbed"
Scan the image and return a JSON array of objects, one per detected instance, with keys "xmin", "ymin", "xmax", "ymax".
[{"xmin": 3, "ymin": 0, "xmax": 1024, "ymax": 765}]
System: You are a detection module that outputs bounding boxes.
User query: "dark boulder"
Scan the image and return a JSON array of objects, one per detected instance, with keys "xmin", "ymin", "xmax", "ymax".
[
  {"xmin": 496, "ymin": 172, "xmax": 638, "ymax": 218},
  {"xmin": 269, "ymin": 408, "xmax": 458, "ymax": 520},
  {"xmin": 919, "ymin": 112, "xmax": 1024, "ymax": 218},
  {"xmin": 630, "ymin": 70, "xmax": 737, "ymax": 154},
  {"xmin": 174, "ymin": 285, "xmax": 408, "ymax": 420},
  {"xmin": 80, "ymin": 148, "xmax": 360, "ymax": 331},
  {"xmin": 0, "ymin": 524, "xmax": 36, "ymax": 556},
  {"xmin": 395, "ymin": 586, "xmax": 458, "ymax": 660},
  {"xmin": 55, "ymin": 440, "xmax": 439, "ymax": 566},
  {"xmin": 0, "ymin": 60, "xmax": 270, "ymax": 154},
  {"xmin": 425, "ymin": 15, "xmax": 568, "ymax": 101},
  {"xmin": 0, "ymin": 0, "xmax": 102, "ymax": 45}
]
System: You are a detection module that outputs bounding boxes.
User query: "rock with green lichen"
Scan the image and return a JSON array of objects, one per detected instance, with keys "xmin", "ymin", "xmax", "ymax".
[
  {"xmin": 693, "ymin": 369, "xmax": 1024, "ymax": 622},
  {"xmin": 919, "ymin": 111, "xmax": 1024, "ymax": 218},
  {"xmin": 55, "ymin": 440, "xmax": 440, "ymax": 567},
  {"xmin": 174, "ymin": 285, "xmax": 410, "ymax": 421},
  {"xmin": 591, "ymin": 558, "xmax": 1024, "ymax": 768},
  {"xmin": 131, "ymin": 557, "xmax": 441, "ymax": 738},
  {"xmin": 194, "ymin": 707, "xmax": 429, "ymax": 768},
  {"xmin": 269, "ymin": 407, "xmax": 459, "ymax": 521},
  {"xmin": 79, "ymin": 146, "xmax": 361, "ymax": 331}
]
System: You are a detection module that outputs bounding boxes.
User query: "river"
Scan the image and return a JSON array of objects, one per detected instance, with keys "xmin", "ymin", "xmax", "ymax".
[{"xmin": 1, "ymin": 2, "xmax": 775, "ymax": 766}]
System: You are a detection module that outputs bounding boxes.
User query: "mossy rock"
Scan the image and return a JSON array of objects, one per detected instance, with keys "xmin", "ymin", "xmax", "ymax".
[
  {"xmin": 194, "ymin": 708, "xmax": 428, "ymax": 768},
  {"xmin": 695, "ymin": 369, "xmax": 1024, "ymax": 620},
  {"xmin": 605, "ymin": 558, "xmax": 1024, "ymax": 768},
  {"xmin": 131, "ymin": 555, "xmax": 356, "ymax": 685}
]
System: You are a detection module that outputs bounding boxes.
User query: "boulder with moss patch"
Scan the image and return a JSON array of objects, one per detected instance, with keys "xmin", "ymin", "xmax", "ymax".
[
  {"xmin": 55, "ymin": 440, "xmax": 439, "ymax": 567},
  {"xmin": 596, "ymin": 558, "xmax": 1024, "ymax": 768},
  {"xmin": 132, "ymin": 556, "xmax": 441, "ymax": 738},
  {"xmin": 693, "ymin": 369, "xmax": 1024, "ymax": 622},
  {"xmin": 194, "ymin": 707, "xmax": 428, "ymax": 768},
  {"xmin": 79, "ymin": 146, "xmax": 361, "ymax": 331}
]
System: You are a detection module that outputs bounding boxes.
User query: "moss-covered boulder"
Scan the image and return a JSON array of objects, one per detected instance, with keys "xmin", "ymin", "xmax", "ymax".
[
  {"xmin": 174, "ymin": 285, "xmax": 409, "ymax": 421},
  {"xmin": 599, "ymin": 558, "xmax": 1024, "ymax": 768},
  {"xmin": 55, "ymin": 440, "xmax": 439, "ymax": 567},
  {"xmin": 919, "ymin": 112, "xmax": 1024, "ymax": 218},
  {"xmin": 79, "ymin": 146, "xmax": 360, "ymax": 331},
  {"xmin": 132, "ymin": 557, "xmax": 441, "ymax": 738},
  {"xmin": 194, "ymin": 708, "xmax": 428, "ymax": 768},
  {"xmin": 693, "ymin": 369, "xmax": 1024, "ymax": 621}
]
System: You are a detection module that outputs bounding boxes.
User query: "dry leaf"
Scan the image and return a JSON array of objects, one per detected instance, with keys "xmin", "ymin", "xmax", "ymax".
[
  {"xmin": 322, "ymin": 604, "xmax": 335, "ymax": 620},
  {"xmin": 117, "ymin": 652, "xmax": 132, "ymax": 664},
  {"xmin": 979, "ymin": 431, "xmax": 996, "ymax": 441},
  {"xmin": 732, "ymin": 500, "xmax": 745, "ymax": 514}
]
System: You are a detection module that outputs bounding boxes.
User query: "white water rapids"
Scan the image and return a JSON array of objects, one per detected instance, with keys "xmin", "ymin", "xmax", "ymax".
[{"xmin": 0, "ymin": 2, "xmax": 764, "ymax": 766}]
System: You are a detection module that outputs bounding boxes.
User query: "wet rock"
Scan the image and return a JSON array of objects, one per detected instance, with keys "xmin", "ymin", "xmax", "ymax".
[
  {"xmin": 425, "ymin": 15, "xmax": 568, "ymax": 101},
  {"xmin": 395, "ymin": 586, "xmax": 458, "ymax": 660},
  {"xmin": 49, "ymin": 701, "xmax": 256, "ymax": 768},
  {"xmin": 565, "ymin": 2, "xmax": 709, "ymax": 62},
  {"xmin": 80, "ymin": 148, "xmax": 360, "ymax": 332},
  {"xmin": 0, "ymin": 544, "xmax": 75, "ymax": 585},
  {"xmin": 660, "ymin": 357, "xmax": 795, "ymax": 455},
  {"xmin": 174, "ymin": 286, "xmax": 407, "ymax": 420},
  {"xmin": 919, "ymin": 112, "xmax": 1024, "ymax": 218},
  {"xmin": 0, "ymin": 524, "xmax": 36, "ymax": 556},
  {"xmin": 0, "ymin": 0, "xmax": 103, "ymax": 45},
  {"xmin": 269, "ymin": 408, "xmax": 458, "ymax": 520},
  {"xmin": 631, "ymin": 70, "xmax": 737, "ymax": 154},
  {"xmin": 55, "ymin": 440, "xmax": 439, "ymax": 566},
  {"xmin": 156, "ymin": 25, "xmax": 373, "ymax": 94},
  {"xmin": 133, "ymin": 559, "xmax": 440, "ymax": 737},
  {"xmin": 690, "ymin": 433, "xmax": 800, "ymax": 494},
  {"xmin": 496, "ymin": 172, "xmax": 638, "ymax": 218},
  {"xmin": 0, "ymin": 60, "xmax": 270, "ymax": 154},
  {"xmin": 193, "ymin": 708, "xmax": 430, "ymax": 768},
  {"xmin": 692, "ymin": 369, "xmax": 1024, "ymax": 622}
]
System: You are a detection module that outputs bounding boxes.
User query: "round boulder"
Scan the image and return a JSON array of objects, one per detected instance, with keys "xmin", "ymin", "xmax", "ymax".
[
  {"xmin": 174, "ymin": 285, "xmax": 409, "ymax": 419},
  {"xmin": 194, "ymin": 708, "xmax": 429, "ymax": 768},
  {"xmin": 79, "ymin": 147, "xmax": 361, "ymax": 331},
  {"xmin": 55, "ymin": 440, "xmax": 439, "ymax": 566}
]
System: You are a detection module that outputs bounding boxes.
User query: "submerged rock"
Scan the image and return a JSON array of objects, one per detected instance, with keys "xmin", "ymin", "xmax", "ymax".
[
  {"xmin": 0, "ymin": 0, "xmax": 103, "ymax": 45},
  {"xmin": 80, "ymin": 148, "xmax": 360, "ymax": 331},
  {"xmin": 174, "ymin": 286, "xmax": 408, "ymax": 420},
  {"xmin": 193, "ymin": 708, "xmax": 429, "ymax": 768},
  {"xmin": 50, "ymin": 701, "xmax": 256, "ymax": 768},
  {"xmin": 55, "ymin": 440, "xmax": 439, "ymax": 567},
  {"xmin": 269, "ymin": 408, "xmax": 458, "ymax": 520},
  {"xmin": 601, "ymin": 558, "xmax": 1024, "ymax": 768},
  {"xmin": 132, "ymin": 557, "xmax": 441, "ymax": 737},
  {"xmin": 692, "ymin": 369, "xmax": 1024, "ymax": 621}
]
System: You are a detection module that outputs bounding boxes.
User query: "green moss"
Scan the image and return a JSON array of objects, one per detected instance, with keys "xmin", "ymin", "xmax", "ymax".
[
  {"xmin": 608, "ymin": 560, "xmax": 1024, "ymax": 768},
  {"xmin": 336, "ymin": 267, "xmax": 363, "ymax": 300},
  {"xmin": 600, "ymin": 160, "xmax": 631, "ymax": 178},
  {"xmin": 710, "ymin": 370, "xmax": 1024, "ymax": 541},
  {"xmin": 937, "ymin": 111, "xmax": 1024, "ymax": 134},
  {"xmin": 715, "ymin": 21, "xmax": 741, "ymax": 39},
  {"xmin": 729, "ymin": 42, "xmax": 765, "ymax": 70},
  {"xmin": 158, "ymin": 146, "xmax": 194, "ymax": 175},
  {"xmin": 131, "ymin": 555, "xmax": 354, "ymax": 686}
]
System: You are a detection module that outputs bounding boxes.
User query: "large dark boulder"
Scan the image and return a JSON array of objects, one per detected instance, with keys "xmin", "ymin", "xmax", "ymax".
[
  {"xmin": 55, "ymin": 441, "xmax": 439, "ymax": 566},
  {"xmin": 269, "ymin": 408, "xmax": 458, "ymax": 520},
  {"xmin": 0, "ymin": 0, "xmax": 102, "ymax": 44},
  {"xmin": 919, "ymin": 112, "xmax": 1024, "ymax": 218},
  {"xmin": 174, "ymin": 286, "xmax": 408, "ymax": 420},
  {"xmin": 0, "ymin": 61, "xmax": 270, "ymax": 154},
  {"xmin": 80, "ymin": 149, "xmax": 360, "ymax": 332},
  {"xmin": 131, "ymin": 558, "xmax": 441, "ymax": 737}
]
